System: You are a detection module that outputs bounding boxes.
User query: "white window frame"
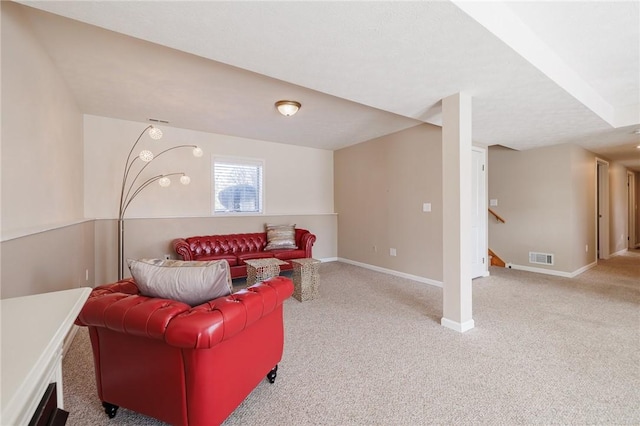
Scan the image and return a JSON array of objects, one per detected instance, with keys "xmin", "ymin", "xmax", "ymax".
[{"xmin": 211, "ymin": 156, "xmax": 264, "ymax": 215}]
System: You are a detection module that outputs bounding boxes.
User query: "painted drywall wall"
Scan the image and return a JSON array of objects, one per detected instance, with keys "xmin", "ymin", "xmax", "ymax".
[
  {"xmin": 488, "ymin": 144, "xmax": 578, "ymax": 274},
  {"xmin": 84, "ymin": 115, "xmax": 334, "ymax": 219},
  {"xmin": 94, "ymin": 214, "xmax": 336, "ymax": 284},
  {"xmin": 569, "ymin": 145, "xmax": 596, "ymax": 271},
  {"xmin": 609, "ymin": 161, "xmax": 630, "ymax": 254},
  {"xmin": 488, "ymin": 143, "xmax": 637, "ymax": 275},
  {"xmin": 1, "ymin": 222, "xmax": 96, "ymax": 298},
  {"xmin": 1, "ymin": 1, "xmax": 84, "ymax": 235},
  {"xmin": 84, "ymin": 115, "xmax": 337, "ymax": 283},
  {"xmin": 1, "ymin": 2, "xmax": 93, "ymax": 298},
  {"xmin": 334, "ymin": 124, "xmax": 443, "ymax": 282}
]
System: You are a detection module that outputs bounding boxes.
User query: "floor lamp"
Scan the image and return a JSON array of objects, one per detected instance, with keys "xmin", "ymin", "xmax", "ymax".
[{"xmin": 118, "ymin": 125, "xmax": 203, "ymax": 280}]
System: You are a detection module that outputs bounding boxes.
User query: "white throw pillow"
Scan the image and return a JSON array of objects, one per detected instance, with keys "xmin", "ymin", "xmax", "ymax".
[{"xmin": 127, "ymin": 259, "xmax": 233, "ymax": 306}]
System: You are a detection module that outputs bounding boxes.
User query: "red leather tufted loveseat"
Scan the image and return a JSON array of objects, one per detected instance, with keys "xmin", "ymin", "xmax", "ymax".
[
  {"xmin": 172, "ymin": 228, "xmax": 316, "ymax": 279},
  {"xmin": 76, "ymin": 276, "xmax": 293, "ymax": 426}
]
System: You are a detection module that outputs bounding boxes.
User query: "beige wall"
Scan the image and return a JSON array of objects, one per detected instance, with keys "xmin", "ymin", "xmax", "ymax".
[
  {"xmin": 1, "ymin": 3, "xmax": 337, "ymax": 295},
  {"xmin": 84, "ymin": 115, "xmax": 334, "ymax": 219},
  {"xmin": 3, "ymin": 0, "xmax": 633, "ymax": 297},
  {"xmin": 1, "ymin": 2, "xmax": 84, "ymax": 235},
  {"xmin": 85, "ymin": 115, "xmax": 337, "ymax": 284},
  {"xmin": 1, "ymin": 222, "xmax": 95, "ymax": 298},
  {"xmin": 94, "ymin": 214, "xmax": 337, "ymax": 284},
  {"xmin": 1, "ymin": 2, "xmax": 92, "ymax": 298},
  {"xmin": 488, "ymin": 143, "xmax": 637, "ymax": 275},
  {"xmin": 608, "ymin": 161, "xmax": 630, "ymax": 254},
  {"xmin": 569, "ymin": 145, "xmax": 596, "ymax": 271},
  {"xmin": 334, "ymin": 124, "xmax": 443, "ymax": 282},
  {"xmin": 488, "ymin": 144, "xmax": 596, "ymax": 275}
]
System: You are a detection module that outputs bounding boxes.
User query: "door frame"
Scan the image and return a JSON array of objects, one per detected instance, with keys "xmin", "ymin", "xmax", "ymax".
[
  {"xmin": 471, "ymin": 146, "xmax": 488, "ymax": 278},
  {"xmin": 596, "ymin": 158, "xmax": 610, "ymax": 260},
  {"xmin": 628, "ymin": 171, "xmax": 636, "ymax": 249}
]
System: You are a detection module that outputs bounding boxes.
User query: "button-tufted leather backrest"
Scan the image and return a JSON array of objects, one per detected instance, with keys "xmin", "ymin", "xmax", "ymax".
[
  {"xmin": 76, "ymin": 276, "xmax": 293, "ymax": 349},
  {"xmin": 186, "ymin": 233, "xmax": 268, "ymax": 258}
]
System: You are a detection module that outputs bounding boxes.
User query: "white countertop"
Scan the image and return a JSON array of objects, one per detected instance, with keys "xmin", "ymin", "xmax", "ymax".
[{"xmin": 1, "ymin": 287, "xmax": 91, "ymax": 425}]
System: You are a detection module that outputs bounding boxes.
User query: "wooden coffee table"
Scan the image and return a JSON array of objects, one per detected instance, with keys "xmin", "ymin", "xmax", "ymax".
[{"xmin": 245, "ymin": 258, "xmax": 287, "ymax": 286}]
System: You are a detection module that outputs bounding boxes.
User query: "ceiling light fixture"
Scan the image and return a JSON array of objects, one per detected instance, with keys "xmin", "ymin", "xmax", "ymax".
[{"xmin": 275, "ymin": 100, "xmax": 301, "ymax": 117}]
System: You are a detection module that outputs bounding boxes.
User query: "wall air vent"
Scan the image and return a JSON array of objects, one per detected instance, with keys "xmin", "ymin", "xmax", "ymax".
[
  {"xmin": 148, "ymin": 118, "xmax": 169, "ymax": 124},
  {"xmin": 529, "ymin": 252, "xmax": 554, "ymax": 265}
]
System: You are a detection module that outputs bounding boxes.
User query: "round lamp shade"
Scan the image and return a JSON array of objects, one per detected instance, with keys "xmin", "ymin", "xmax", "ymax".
[
  {"xmin": 148, "ymin": 127, "xmax": 163, "ymax": 140},
  {"xmin": 139, "ymin": 150, "xmax": 154, "ymax": 162}
]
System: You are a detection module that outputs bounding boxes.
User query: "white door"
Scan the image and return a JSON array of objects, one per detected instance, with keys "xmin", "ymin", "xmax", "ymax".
[{"xmin": 471, "ymin": 147, "xmax": 487, "ymax": 278}]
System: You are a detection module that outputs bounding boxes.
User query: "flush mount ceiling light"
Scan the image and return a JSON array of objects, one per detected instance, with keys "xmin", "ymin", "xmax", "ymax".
[{"xmin": 275, "ymin": 100, "xmax": 301, "ymax": 116}]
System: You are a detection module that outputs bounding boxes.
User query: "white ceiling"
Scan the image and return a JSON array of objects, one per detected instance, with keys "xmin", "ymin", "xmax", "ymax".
[{"xmin": 13, "ymin": 1, "xmax": 640, "ymax": 170}]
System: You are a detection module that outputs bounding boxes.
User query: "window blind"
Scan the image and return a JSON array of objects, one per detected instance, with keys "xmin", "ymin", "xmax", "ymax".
[{"xmin": 213, "ymin": 158, "xmax": 263, "ymax": 213}]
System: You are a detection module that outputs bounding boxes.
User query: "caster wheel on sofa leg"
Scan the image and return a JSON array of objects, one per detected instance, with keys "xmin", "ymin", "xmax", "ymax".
[
  {"xmin": 102, "ymin": 402, "xmax": 119, "ymax": 419},
  {"xmin": 266, "ymin": 365, "xmax": 278, "ymax": 384}
]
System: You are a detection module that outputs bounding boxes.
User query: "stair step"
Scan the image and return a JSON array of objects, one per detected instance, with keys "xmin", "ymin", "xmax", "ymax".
[{"xmin": 488, "ymin": 249, "xmax": 506, "ymax": 267}]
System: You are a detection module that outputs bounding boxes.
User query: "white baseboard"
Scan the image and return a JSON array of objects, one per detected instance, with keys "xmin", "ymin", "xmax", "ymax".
[
  {"xmin": 319, "ymin": 257, "xmax": 339, "ymax": 263},
  {"xmin": 337, "ymin": 258, "xmax": 443, "ymax": 288},
  {"xmin": 570, "ymin": 262, "xmax": 598, "ymax": 276},
  {"xmin": 611, "ymin": 248, "xmax": 628, "ymax": 257},
  {"xmin": 441, "ymin": 317, "xmax": 475, "ymax": 333},
  {"xmin": 505, "ymin": 261, "xmax": 597, "ymax": 278}
]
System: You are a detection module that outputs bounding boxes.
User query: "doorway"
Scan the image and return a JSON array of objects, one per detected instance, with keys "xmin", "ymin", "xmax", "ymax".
[{"xmin": 596, "ymin": 159, "xmax": 610, "ymax": 260}]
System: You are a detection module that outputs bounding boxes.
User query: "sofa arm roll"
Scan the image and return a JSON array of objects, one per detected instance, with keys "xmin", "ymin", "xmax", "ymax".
[
  {"xmin": 165, "ymin": 277, "xmax": 294, "ymax": 349},
  {"xmin": 172, "ymin": 238, "xmax": 193, "ymax": 260},
  {"xmin": 300, "ymin": 232, "xmax": 317, "ymax": 258},
  {"xmin": 77, "ymin": 293, "xmax": 191, "ymax": 340},
  {"xmin": 91, "ymin": 279, "xmax": 140, "ymax": 296}
]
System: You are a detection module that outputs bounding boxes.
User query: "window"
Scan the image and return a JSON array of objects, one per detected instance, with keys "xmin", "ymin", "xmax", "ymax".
[{"xmin": 212, "ymin": 157, "xmax": 263, "ymax": 214}]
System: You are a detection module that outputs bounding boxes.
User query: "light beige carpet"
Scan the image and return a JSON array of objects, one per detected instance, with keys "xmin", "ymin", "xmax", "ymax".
[{"xmin": 63, "ymin": 253, "xmax": 640, "ymax": 425}]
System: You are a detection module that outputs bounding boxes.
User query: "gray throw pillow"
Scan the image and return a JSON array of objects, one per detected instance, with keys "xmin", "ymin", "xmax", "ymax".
[{"xmin": 127, "ymin": 258, "xmax": 232, "ymax": 306}]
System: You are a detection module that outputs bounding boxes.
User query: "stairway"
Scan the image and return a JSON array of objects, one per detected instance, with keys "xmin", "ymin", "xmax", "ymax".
[
  {"xmin": 488, "ymin": 248, "xmax": 505, "ymax": 267},
  {"xmin": 487, "ymin": 208, "xmax": 506, "ymax": 267}
]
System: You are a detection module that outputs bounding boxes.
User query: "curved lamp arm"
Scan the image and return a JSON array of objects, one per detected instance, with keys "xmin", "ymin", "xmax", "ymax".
[
  {"xmin": 117, "ymin": 126, "xmax": 201, "ymax": 280},
  {"xmin": 120, "ymin": 172, "xmax": 186, "ymax": 219},
  {"xmin": 119, "ymin": 125, "xmax": 153, "ymax": 217},
  {"xmin": 121, "ymin": 144, "xmax": 199, "ymax": 215}
]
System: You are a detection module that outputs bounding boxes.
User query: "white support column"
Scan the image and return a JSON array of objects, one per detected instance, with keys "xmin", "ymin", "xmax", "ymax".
[{"xmin": 441, "ymin": 92, "xmax": 475, "ymax": 333}]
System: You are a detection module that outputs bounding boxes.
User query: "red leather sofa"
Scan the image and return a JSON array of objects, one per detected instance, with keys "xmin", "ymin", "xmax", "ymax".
[
  {"xmin": 172, "ymin": 228, "xmax": 316, "ymax": 279},
  {"xmin": 76, "ymin": 276, "xmax": 294, "ymax": 426}
]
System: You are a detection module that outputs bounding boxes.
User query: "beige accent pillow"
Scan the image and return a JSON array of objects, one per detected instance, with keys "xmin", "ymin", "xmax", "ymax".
[
  {"xmin": 264, "ymin": 223, "xmax": 297, "ymax": 250},
  {"xmin": 127, "ymin": 259, "xmax": 233, "ymax": 306}
]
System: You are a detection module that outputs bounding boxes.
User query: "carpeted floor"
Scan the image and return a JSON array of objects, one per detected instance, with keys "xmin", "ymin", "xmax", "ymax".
[{"xmin": 62, "ymin": 252, "xmax": 640, "ymax": 425}]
